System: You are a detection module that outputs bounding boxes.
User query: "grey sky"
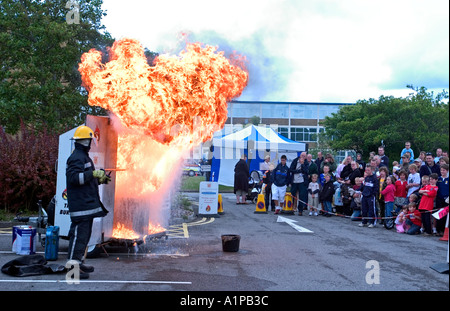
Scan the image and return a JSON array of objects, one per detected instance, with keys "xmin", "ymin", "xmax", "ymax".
[{"xmin": 101, "ymin": 0, "xmax": 449, "ymax": 102}]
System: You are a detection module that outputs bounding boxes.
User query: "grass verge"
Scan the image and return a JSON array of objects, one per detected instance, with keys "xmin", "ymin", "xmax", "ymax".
[{"xmin": 180, "ymin": 176, "xmax": 233, "ymax": 192}]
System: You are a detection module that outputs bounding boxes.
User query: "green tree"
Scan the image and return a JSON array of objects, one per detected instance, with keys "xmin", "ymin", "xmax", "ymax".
[
  {"xmin": 0, "ymin": 0, "xmax": 114, "ymax": 134},
  {"xmin": 249, "ymin": 115, "xmax": 260, "ymax": 125},
  {"xmin": 321, "ymin": 86, "xmax": 449, "ymax": 162}
]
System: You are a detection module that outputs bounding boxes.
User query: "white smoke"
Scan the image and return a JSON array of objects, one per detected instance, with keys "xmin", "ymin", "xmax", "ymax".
[{"xmin": 102, "ymin": 0, "xmax": 449, "ymax": 102}]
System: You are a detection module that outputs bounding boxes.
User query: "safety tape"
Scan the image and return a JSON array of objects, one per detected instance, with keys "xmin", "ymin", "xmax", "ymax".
[{"xmin": 284, "ymin": 192, "xmax": 443, "ymax": 220}]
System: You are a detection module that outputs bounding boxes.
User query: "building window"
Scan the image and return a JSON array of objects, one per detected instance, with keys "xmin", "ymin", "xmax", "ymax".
[
  {"xmin": 231, "ymin": 103, "xmax": 260, "ymax": 118},
  {"xmin": 261, "ymin": 104, "xmax": 289, "ymax": 118},
  {"xmin": 319, "ymin": 105, "xmax": 340, "ymax": 119},
  {"xmin": 277, "ymin": 127, "xmax": 289, "ymax": 139},
  {"xmin": 334, "ymin": 150, "xmax": 357, "ymax": 164},
  {"xmin": 290, "ymin": 127, "xmax": 321, "ymax": 142},
  {"xmin": 290, "ymin": 105, "xmax": 305, "ymax": 119}
]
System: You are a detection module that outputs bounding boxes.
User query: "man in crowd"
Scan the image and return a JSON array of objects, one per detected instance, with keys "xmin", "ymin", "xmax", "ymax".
[
  {"xmin": 420, "ymin": 152, "xmax": 441, "ymax": 179},
  {"xmin": 378, "ymin": 146, "xmax": 389, "ymax": 168},
  {"xmin": 290, "ymin": 152, "xmax": 309, "ymax": 215},
  {"xmin": 271, "ymin": 155, "xmax": 291, "ymax": 214}
]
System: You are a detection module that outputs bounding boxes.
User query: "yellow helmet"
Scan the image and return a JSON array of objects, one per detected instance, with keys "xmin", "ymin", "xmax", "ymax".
[{"xmin": 72, "ymin": 125, "xmax": 94, "ymax": 140}]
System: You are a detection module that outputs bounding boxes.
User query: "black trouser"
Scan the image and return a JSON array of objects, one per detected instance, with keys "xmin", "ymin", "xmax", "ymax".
[
  {"xmin": 343, "ymin": 202, "xmax": 352, "ymax": 216},
  {"xmin": 68, "ymin": 218, "xmax": 93, "ymax": 262},
  {"xmin": 264, "ymin": 183, "xmax": 275, "ymax": 211},
  {"xmin": 361, "ymin": 196, "xmax": 376, "ymax": 225},
  {"xmin": 298, "ymin": 182, "xmax": 308, "ymax": 212},
  {"xmin": 435, "ymin": 196, "xmax": 448, "ymax": 233},
  {"xmin": 377, "ymin": 198, "xmax": 385, "ymax": 223},
  {"xmin": 419, "ymin": 210, "xmax": 432, "ymax": 234}
]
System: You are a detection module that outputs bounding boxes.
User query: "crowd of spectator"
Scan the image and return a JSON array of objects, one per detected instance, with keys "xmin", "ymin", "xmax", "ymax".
[{"xmin": 257, "ymin": 143, "xmax": 449, "ymax": 237}]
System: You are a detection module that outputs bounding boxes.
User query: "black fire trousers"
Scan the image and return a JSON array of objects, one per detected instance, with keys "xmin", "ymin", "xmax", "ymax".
[{"xmin": 68, "ymin": 218, "xmax": 93, "ymax": 263}]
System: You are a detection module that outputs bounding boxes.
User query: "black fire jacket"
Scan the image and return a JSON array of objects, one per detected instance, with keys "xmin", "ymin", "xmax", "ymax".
[{"xmin": 66, "ymin": 143, "xmax": 108, "ymax": 221}]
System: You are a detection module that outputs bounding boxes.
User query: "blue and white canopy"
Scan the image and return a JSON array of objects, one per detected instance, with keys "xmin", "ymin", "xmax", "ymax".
[
  {"xmin": 210, "ymin": 125, "xmax": 307, "ymax": 186},
  {"xmin": 213, "ymin": 125, "xmax": 306, "ymax": 152}
]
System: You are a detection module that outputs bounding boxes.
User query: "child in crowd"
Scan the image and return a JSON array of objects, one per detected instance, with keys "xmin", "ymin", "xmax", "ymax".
[
  {"xmin": 421, "ymin": 175, "xmax": 429, "ymax": 187},
  {"xmin": 341, "ymin": 177, "xmax": 353, "ymax": 216},
  {"xmin": 439, "ymin": 157, "xmax": 449, "ymax": 167},
  {"xmin": 395, "ymin": 205, "xmax": 408, "ymax": 233},
  {"xmin": 272, "ymin": 155, "xmax": 291, "ymax": 214},
  {"xmin": 406, "ymin": 164, "xmax": 421, "ymax": 198},
  {"xmin": 407, "ymin": 193, "xmax": 419, "ymax": 206},
  {"xmin": 394, "ymin": 170, "xmax": 408, "ymax": 212},
  {"xmin": 381, "ymin": 175, "xmax": 396, "ymax": 219},
  {"xmin": 307, "ymin": 174, "xmax": 320, "ymax": 216},
  {"xmin": 359, "ymin": 165, "xmax": 379, "ymax": 228},
  {"xmin": 320, "ymin": 165, "xmax": 332, "ymax": 187},
  {"xmin": 400, "ymin": 142, "xmax": 415, "ymax": 164},
  {"xmin": 377, "ymin": 167, "xmax": 389, "ymax": 223},
  {"xmin": 350, "ymin": 177, "xmax": 363, "ymax": 221},
  {"xmin": 333, "ymin": 180, "xmax": 343, "ymax": 213},
  {"xmin": 392, "ymin": 161, "xmax": 400, "ymax": 179},
  {"xmin": 418, "ymin": 173, "xmax": 439, "ymax": 235},
  {"xmin": 404, "ymin": 202, "xmax": 422, "ymax": 235},
  {"xmin": 319, "ymin": 173, "xmax": 335, "ymax": 217},
  {"xmin": 319, "ymin": 165, "xmax": 332, "ymax": 214},
  {"xmin": 436, "ymin": 164, "xmax": 449, "ymax": 235}
]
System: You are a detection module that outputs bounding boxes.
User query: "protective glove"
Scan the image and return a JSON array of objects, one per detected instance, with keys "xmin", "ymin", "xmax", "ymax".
[
  {"xmin": 93, "ymin": 169, "xmax": 106, "ymax": 179},
  {"xmin": 99, "ymin": 173, "xmax": 112, "ymax": 185}
]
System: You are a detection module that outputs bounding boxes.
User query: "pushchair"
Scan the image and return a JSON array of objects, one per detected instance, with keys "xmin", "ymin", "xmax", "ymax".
[
  {"xmin": 384, "ymin": 198, "xmax": 405, "ymax": 229},
  {"xmin": 385, "ymin": 190, "xmax": 422, "ymax": 229},
  {"xmin": 384, "ymin": 210, "xmax": 398, "ymax": 229},
  {"xmin": 384, "ymin": 195, "xmax": 418, "ymax": 229},
  {"xmin": 247, "ymin": 170, "xmax": 263, "ymax": 203}
]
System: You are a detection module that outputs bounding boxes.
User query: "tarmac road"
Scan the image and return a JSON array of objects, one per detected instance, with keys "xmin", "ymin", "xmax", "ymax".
[{"xmin": 0, "ymin": 192, "xmax": 448, "ymax": 293}]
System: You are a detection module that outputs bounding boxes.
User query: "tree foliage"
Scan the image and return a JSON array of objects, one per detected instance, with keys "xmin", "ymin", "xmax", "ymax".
[
  {"xmin": 0, "ymin": 123, "xmax": 58, "ymax": 212},
  {"xmin": 0, "ymin": 0, "xmax": 114, "ymax": 134},
  {"xmin": 321, "ymin": 86, "xmax": 449, "ymax": 161}
]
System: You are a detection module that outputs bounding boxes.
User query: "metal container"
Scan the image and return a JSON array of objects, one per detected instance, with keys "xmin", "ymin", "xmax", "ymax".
[
  {"xmin": 12, "ymin": 225, "xmax": 36, "ymax": 255},
  {"xmin": 44, "ymin": 226, "xmax": 60, "ymax": 261}
]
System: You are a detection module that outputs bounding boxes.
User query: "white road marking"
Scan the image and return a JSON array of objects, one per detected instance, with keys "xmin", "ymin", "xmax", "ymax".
[
  {"xmin": 276, "ymin": 216, "xmax": 314, "ymax": 233},
  {"xmin": 0, "ymin": 279, "xmax": 191, "ymax": 285}
]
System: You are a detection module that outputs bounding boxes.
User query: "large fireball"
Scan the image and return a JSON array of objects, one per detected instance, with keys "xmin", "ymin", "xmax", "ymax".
[
  {"xmin": 79, "ymin": 38, "xmax": 248, "ymax": 146},
  {"xmin": 78, "ymin": 38, "xmax": 248, "ymax": 239}
]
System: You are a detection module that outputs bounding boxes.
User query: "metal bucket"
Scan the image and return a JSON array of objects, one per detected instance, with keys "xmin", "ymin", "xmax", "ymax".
[
  {"xmin": 221, "ymin": 234, "xmax": 241, "ymax": 252},
  {"xmin": 12, "ymin": 225, "xmax": 36, "ymax": 255}
]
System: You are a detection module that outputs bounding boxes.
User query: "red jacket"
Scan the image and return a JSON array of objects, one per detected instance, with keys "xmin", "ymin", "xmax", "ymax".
[
  {"xmin": 381, "ymin": 184, "xmax": 395, "ymax": 202},
  {"xmin": 418, "ymin": 185, "xmax": 438, "ymax": 211},
  {"xmin": 406, "ymin": 210, "xmax": 422, "ymax": 226},
  {"xmin": 394, "ymin": 180, "xmax": 407, "ymax": 198}
]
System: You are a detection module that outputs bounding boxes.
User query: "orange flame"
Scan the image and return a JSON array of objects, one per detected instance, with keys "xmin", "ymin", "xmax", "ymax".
[
  {"xmin": 112, "ymin": 222, "xmax": 140, "ymax": 240},
  {"xmin": 79, "ymin": 38, "xmax": 248, "ymax": 239},
  {"xmin": 146, "ymin": 223, "xmax": 166, "ymax": 236},
  {"xmin": 79, "ymin": 38, "xmax": 248, "ymax": 145}
]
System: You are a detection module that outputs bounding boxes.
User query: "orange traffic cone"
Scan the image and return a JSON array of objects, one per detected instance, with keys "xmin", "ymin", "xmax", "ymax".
[
  {"xmin": 281, "ymin": 192, "xmax": 294, "ymax": 215},
  {"xmin": 440, "ymin": 227, "xmax": 448, "ymax": 241},
  {"xmin": 254, "ymin": 194, "xmax": 267, "ymax": 214},
  {"xmin": 440, "ymin": 209, "xmax": 449, "ymax": 241},
  {"xmin": 218, "ymin": 194, "xmax": 224, "ymax": 215}
]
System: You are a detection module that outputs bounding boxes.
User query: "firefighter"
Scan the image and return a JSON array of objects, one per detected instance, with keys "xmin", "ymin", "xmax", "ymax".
[{"xmin": 66, "ymin": 125, "xmax": 110, "ymax": 279}]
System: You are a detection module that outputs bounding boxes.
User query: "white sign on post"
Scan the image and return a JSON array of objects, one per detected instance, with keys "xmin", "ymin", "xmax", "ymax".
[{"xmin": 199, "ymin": 181, "xmax": 219, "ymax": 217}]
